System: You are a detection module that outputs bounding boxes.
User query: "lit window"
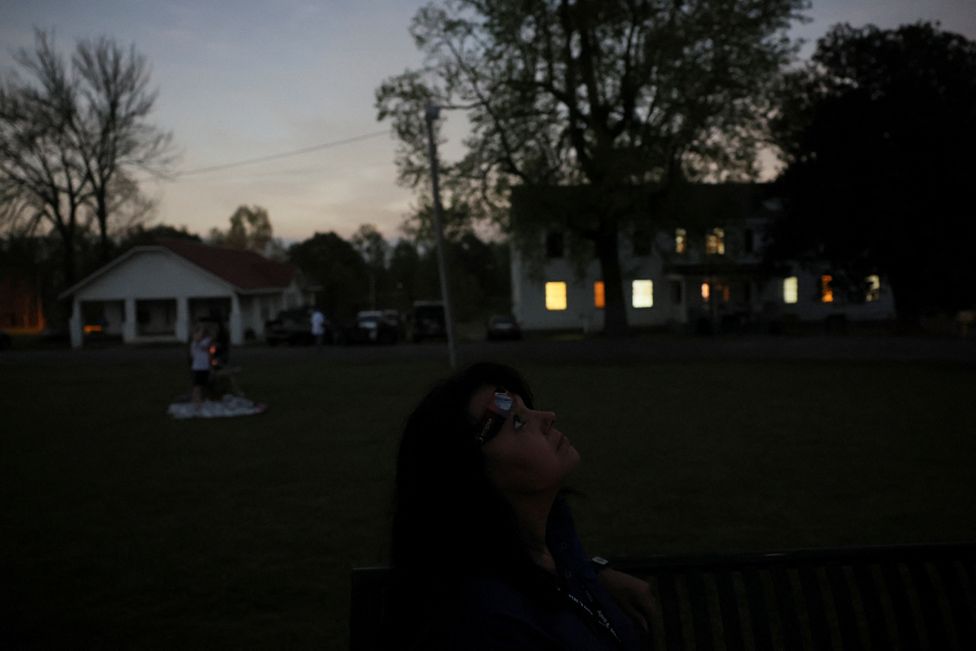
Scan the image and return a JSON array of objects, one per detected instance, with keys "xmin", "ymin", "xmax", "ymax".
[
  {"xmin": 632, "ymin": 280, "xmax": 653, "ymax": 308},
  {"xmin": 865, "ymin": 275, "xmax": 880, "ymax": 302},
  {"xmin": 675, "ymin": 228, "xmax": 687, "ymax": 254},
  {"xmin": 701, "ymin": 282, "xmax": 710, "ymax": 303},
  {"xmin": 820, "ymin": 274, "xmax": 834, "ymax": 303},
  {"xmin": 706, "ymin": 227, "xmax": 725, "ymax": 255},
  {"xmin": 593, "ymin": 281, "xmax": 605, "ymax": 309},
  {"xmin": 545, "ymin": 282, "xmax": 567, "ymax": 311},
  {"xmin": 783, "ymin": 276, "xmax": 798, "ymax": 304}
]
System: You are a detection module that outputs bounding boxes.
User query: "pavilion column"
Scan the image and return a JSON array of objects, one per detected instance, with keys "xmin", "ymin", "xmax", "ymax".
[
  {"xmin": 175, "ymin": 296, "xmax": 190, "ymax": 342},
  {"xmin": 68, "ymin": 298, "xmax": 83, "ymax": 349},
  {"xmin": 123, "ymin": 298, "xmax": 137, "ymax": 342},
  {"xmin": 229, "ymin": 293, "xmax": 244, "ymax": 345},
  {"xmin": 676, "ymin": 277, "xmax": 689, "ymax": 325}
]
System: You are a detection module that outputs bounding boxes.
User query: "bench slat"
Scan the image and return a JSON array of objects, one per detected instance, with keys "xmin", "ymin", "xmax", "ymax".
[
  {"xmin": 911, "ymin": 561, "xmax": 950, "ymax": 650},
  {"xmin": 770, "ymin": 566, "xmax": 804, "ymax": 651},
  {"xmin": 851, "ymin": 563, "xmax": 889, "ymax": 648},
  {"xmin": 714, "ymin": 569, "xmax": 745, "ymax": 651},
  {"xmin": 797, "ymin": 565, "xmax": 832, "ymax": 651},
  {"xmin": 742, "ymin": 568, "xmax": 773, "ymax": 651},
  {"xmin": 881, "ymin": 562, "xmax": 922, "ymax": 649},
  {"xmin": 939, "ymin": 560, "xmax": 976, "ymax": 649},
  {"xmin": 684, "ymin": 571, "xmax": 715, "ymax": 651},
  {"xmin": 655, "ymin": 571, "xmax": 686, "ymax": 651},
  {"xmin": 825, "ymin": 563, "xmax": 864, "ymax": 651}
]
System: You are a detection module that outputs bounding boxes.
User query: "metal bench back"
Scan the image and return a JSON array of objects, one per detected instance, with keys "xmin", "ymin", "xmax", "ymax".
[{"xmin": 352, "ymin": 543, "xmax": 976, "ymax": 650}]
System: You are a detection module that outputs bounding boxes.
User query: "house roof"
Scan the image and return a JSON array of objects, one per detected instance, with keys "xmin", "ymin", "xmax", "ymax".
[
  {"xmin": 157, "ymin": 239, "xmax": 296, "ymax": 289},
  {"xmin": 59, "ymin": 240, "xmax": 297, "ymax": 299},
  {"xmin": 510, "ymin": 182, "xmax": 780, "ymax": 229}
]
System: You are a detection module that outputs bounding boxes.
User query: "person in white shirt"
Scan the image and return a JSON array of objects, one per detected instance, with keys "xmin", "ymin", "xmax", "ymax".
[
  {"xmin": 189, "ymin": 324, "xmax": 213, "ymax": 408},
  {"xmin": 310, "ymin": 307, "xmax": 326, "ymax": 346}
]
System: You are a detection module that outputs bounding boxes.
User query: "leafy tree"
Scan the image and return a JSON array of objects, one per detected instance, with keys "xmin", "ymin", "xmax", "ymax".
[
  {"xmin": 0, "ymin": 30, "xmax": 172, "ymax": 287},
  {"xmin": 118, "ymin": 223, "xmax": 202, "ymax": 249},
  {"xmin": 351, "ymin": 224, "xmax": 390, "ymax": 309},
  {"xmin": 448, "ymin": 231, "xmax": 510, "ymax": 318},
  {"xmin": 288, "ymin": 232, "xmax": 369, "ymax": 319},
  {"xmin": 769, "ymin": 22, "xmax": 976, "ymax": 320},
  {"xmin": 350, "ymin": 223, "xmax": 389, "ymax": 270},
  {"xmin": 388, "ymin": 238, "xmax": 427, "ymax": 308},
  {"xmin": 377, "ymin": 0, "xmax": 806, "ymax": 334},
  {"xmin": 208, "ymin": 205, "xmax": 276, "ymax": 254}
]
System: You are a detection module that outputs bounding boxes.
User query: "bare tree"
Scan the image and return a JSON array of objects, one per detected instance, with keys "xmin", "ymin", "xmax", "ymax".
[
  {"xmin": 0, "ymin": 30, "xmax": 89, "ymax": 285},
  {"xmin": 0, "ymin": 29, "xmax": 173, "ymax": 286},
  {"xmin": 72, "ymin": 36, "xmax": 173, "ymax": 261}
]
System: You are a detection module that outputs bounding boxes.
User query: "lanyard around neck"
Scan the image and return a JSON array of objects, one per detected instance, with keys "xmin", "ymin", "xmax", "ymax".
[{"xmin": 557, "ymin": 577, "xmax": 623, "ymax": 648}]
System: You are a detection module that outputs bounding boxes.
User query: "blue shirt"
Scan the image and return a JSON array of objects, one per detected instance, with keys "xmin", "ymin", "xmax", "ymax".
[{"xmin": 426, "ymin": 500, "xmax": 643, "ymax": 650}]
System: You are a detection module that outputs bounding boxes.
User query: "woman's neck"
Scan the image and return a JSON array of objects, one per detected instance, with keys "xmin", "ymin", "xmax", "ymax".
[{"xmin": 511, "ymin": 491, "xmax": 558, "ymax": 573}]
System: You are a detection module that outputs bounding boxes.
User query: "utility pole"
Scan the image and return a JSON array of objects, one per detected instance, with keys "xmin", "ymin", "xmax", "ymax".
[{"xmin": 424, "ymin": 103, "xmax": 458, "ymax": 369}]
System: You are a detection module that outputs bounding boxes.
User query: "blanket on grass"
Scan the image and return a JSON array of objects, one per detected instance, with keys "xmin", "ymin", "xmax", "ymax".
[{"xmin": 168, "ymin": 394, "xmax": 268, "ymax": 419}]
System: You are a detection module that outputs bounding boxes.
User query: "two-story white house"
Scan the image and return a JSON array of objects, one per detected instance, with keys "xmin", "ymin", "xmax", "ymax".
[{"xmin": 511, "ymin": 183, "xmax": 896, "ymax": 332}]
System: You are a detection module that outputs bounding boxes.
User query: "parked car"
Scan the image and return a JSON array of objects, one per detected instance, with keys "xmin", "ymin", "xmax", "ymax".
[
  {"xmin": 265, "ymin": 307, "xmax": 335, "ymax": 346},
  {"xmin": 408, "ymin": 301, "xmax": 446, "ymax": 342},
  {"xmin": 339, "ymin": 310, "xmax": 400, "ymax": 345},
  {"xmin": 486, "ymin": 314, "xmax": 522, "ymax": 341}
]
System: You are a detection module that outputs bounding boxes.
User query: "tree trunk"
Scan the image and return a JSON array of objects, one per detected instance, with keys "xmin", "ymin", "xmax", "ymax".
[
  {"xmin": 595, "ymin": 215, "xmax": 628, "ymax": 337},
  {"xmin": 887, "ymin": 267, "xmax": 923, "ymax": 332},
  {"xmin": 62, "ymin": 227, "xmax": 77, "ymax": 288},
  {"xmin": 96, "ymin": 189, "xmax": 111, "ymax": 263}
]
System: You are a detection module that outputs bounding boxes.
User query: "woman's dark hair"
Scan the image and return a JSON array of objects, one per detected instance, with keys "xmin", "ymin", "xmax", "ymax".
[
  {"xmin": 387, "ymin": 362, "xmax": 546, "ymax": 643},
  {"xmin": 392, "ymin": 361, "xmax": 534, "ymax": 572}
]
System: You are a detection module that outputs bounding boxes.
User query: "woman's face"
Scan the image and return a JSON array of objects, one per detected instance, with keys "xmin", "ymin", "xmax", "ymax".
[{"xmin": 470, "ymin": 385, "xmax": 580, "ymax": 497}]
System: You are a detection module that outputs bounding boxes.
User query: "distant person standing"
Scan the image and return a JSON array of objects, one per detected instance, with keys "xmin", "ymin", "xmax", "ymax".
[
  {"xmin": 189, "ymin": 324, "xmax": 212, "ymax": 408},
  {"xmin": 310, "ymin": 307, "xmax": 326, "ymax": 346}
]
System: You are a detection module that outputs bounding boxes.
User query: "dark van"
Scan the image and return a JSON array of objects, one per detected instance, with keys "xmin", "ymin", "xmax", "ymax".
[{"xmin": 408, "ymin": 300, "xmax": 446, "ymax": 342}]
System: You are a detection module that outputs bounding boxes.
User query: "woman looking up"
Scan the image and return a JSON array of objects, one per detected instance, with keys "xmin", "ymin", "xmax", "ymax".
[{"xmin": 388, "ymin": 362, "xmax": 653, "ymax": 650}]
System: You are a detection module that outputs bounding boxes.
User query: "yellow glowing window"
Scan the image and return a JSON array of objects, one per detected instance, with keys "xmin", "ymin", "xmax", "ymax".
[
  {"xmin": 593, "ymin": 281, "xmax": 605, "ymax": 309},
  {"xmin": 866, "ymin": 275, "xmax": 880, "ymax": 302},
  {"xmin": 701, "ymin": 282, "xmax": 710, "ymax": 303},
  {"xmin": 783, "ymin": 276, "xmax": 798, "ymax": 304},
  {"xmin": 632, "ymin": 280, "xmax": 653, "ymax": 308},
  {"xmin": 545, "ymin": 282, "xmax": 568, "ymax": 311},
  {"xmin": 675, "ymin": 228, "xmax": 687, "ymax": 254},
  {"xmin": 820, "ymin": 274, "xmax": 834, "ymax": 303},
  {"xmin": 706, "ymin": 227, "xmax": 725, "ymax": 255}
]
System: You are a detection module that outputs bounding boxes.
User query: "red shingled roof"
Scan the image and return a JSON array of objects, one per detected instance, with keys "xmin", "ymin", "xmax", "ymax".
[{"xmin": 159, "ymin": 239, "xmax": 296, "ymax": 290}]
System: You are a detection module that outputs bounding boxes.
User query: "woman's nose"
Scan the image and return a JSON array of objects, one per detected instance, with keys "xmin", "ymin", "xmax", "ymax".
[{"xmin": 537, "ymin": 410, "xmax": 556, "ymax": 433}]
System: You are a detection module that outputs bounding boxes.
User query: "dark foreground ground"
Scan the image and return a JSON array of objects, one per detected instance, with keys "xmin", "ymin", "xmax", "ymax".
[{"xmin": 2, "ymin": 335, "xmax": 974, "ymax": 648}]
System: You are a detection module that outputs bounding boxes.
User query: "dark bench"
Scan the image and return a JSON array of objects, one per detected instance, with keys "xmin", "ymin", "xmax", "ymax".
[{"xmin": 351, "ymin": 542, "xmax": 976, "ymax": 650}]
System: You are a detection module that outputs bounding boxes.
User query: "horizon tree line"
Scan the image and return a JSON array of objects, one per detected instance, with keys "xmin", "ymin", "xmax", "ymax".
[{"xmin": 4, "ymin": 12, "xmax": 976, "ymax": 331}]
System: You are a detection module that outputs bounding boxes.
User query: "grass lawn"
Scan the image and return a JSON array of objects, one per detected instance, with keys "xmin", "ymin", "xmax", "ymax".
[{"xmin": 2, "ymin": 346, "xmax": 974, "ymax": 648}]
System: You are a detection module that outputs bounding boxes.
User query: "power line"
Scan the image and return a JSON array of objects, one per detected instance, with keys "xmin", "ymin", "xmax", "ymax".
[{"xmin": 169, "ymin": 129, "xmax": 390, "ymax": 178}]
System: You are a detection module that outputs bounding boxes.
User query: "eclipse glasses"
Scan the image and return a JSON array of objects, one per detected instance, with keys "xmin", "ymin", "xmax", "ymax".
[{"xmin": 474, "ymin": 390, "xmax": 513, "ymax": 445}]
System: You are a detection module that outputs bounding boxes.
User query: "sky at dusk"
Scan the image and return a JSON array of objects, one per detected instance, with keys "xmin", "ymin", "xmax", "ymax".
[{"xmin": 2, "ymin": 0, "xmax": 974, "ymax": 243}]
